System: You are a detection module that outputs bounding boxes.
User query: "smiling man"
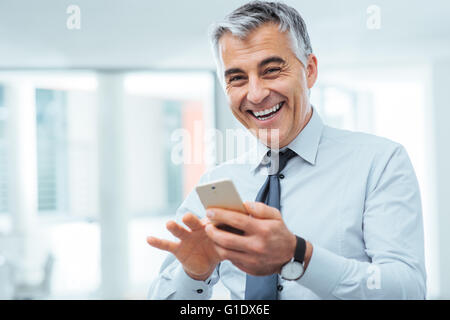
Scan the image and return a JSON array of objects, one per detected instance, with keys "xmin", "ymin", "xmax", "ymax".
[
  {"xmin": 147, "ymin": 1, "xmax": 426, "ymax": 300},
  {"xmin": 220, "ymin": 23, "xmax": 315, "ymax": 149}
]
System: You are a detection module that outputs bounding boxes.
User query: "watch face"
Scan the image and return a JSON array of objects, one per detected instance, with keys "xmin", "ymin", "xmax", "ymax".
[{"xmin": 281, "ymin": 261, "xmax": 304, "ymax": 280}]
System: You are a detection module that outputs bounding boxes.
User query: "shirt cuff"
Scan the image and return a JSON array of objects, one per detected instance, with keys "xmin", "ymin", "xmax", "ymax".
[
  {"xmin": 172, "ymin": 264, "xmax": 215, "ymax": 299},
  {"xmin": 297, "ymin": 244, "xmax": 347, "ymax": 299}
]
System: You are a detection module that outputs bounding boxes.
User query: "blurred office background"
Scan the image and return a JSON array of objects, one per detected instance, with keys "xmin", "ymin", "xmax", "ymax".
[{"xmin": 0, "ymin": 0, "xmax": 449, "ymax": 299}]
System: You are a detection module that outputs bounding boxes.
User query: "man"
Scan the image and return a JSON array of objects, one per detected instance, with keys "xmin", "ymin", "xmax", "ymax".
[{"xmin": 147, "ymin": 1, "xmax": 426, "ymax": 299}]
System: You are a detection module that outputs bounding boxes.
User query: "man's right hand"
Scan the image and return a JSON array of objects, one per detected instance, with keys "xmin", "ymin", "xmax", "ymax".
[{"xmin": 147, "ymin": 212, "xmax": 221, "ymax": 281}]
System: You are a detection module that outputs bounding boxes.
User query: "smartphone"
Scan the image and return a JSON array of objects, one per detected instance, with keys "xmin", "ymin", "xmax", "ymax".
[{"xmin": 196, "ymin": 179, "xmax": 247, "ymax": 235}]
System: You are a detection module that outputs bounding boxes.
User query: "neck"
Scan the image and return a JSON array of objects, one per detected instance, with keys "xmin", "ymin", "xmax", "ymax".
[{"xmin": 271, "ymin": 105, "xmax": 313, "ymax": 149}]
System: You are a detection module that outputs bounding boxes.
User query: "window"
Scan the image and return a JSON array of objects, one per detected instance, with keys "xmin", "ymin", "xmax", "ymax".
[
  {"xmin": 124, "ymin": 72, "xmax": 215, "ymax": 216},
  {"xmin": 0, "ymin": 73, "xmax": 99, "ymax": 218},
  {"xmin": 36, "ymin": 89, "xmax": 68, "ymax": 213},
  {"xmin": 163, "ymin": 100, "xmax": 183, "ymax": 208},
  {"xmin": 0, "ymin": 71, "xmax": 216, "ymax": 298},
  {"xmin": 311, "ymin": 84, "xmax": 375, "ymax": 134}
]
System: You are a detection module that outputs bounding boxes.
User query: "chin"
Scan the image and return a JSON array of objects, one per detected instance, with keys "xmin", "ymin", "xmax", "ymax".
[{"xmin": 254, "ymin": 129, "xmax": 286, "ymax": 149}]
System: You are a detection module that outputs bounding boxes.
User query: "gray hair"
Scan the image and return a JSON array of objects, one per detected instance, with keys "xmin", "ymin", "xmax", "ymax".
[{"xmin": 209, "ymin": 1, "xmax": 313, "ymax": 86}]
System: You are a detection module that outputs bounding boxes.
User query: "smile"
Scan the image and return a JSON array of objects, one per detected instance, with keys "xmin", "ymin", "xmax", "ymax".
[{"xmin": 248, "ymin": 101, "xmax": 284, "ymax": 121}]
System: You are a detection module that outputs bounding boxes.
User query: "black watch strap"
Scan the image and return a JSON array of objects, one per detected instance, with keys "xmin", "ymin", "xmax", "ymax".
[{"xmin": 294, "ymin": 235, "xmax": 306, "ymax": 263}]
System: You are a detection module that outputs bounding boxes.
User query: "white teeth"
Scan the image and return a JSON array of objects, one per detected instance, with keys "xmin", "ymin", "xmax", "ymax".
[{"xmin": 252, "ymin": 102, "xmax": 282, "ymax": 118}]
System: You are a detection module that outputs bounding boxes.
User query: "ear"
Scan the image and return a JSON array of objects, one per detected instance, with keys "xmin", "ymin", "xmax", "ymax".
[{"xmin": 305, "ymin": 54, "xmax": 318, "ymax": 89}]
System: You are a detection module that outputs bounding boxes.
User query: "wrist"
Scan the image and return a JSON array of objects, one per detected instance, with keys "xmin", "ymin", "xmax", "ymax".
[
  {"xmin": 184, "ymin": 266, "xmax": 216, "ymax": 281},
  {"xmin": 288, "ymin": 232, "xmax": 297, "ymax": 260},
  {"xmin": 279, "ymin": 235, "xmax": 309, "ymax": 281},
  {"xmin": 278, "ymin": 233, "xmax": 297, "ymax": 273},
  {"xmin": 303, "ymin": 241, "xmax": 313, "ymax": 271}
]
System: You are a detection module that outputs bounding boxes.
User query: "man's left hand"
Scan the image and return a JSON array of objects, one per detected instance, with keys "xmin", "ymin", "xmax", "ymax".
[{"xmin": 204, "ymin": 201, "xmax": 298, "ymax": 276}]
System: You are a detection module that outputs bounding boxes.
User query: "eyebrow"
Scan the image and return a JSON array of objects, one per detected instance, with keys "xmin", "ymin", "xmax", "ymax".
[
  {"xmin": 224, "ymin": 56, "xmax": 286, "ymax": 78},
  {"xmin": 258, "ymin": 56, "xmax": 286, "ymax": 68}
]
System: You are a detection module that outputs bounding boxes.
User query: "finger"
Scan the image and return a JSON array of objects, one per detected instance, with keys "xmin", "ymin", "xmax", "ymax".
[
  {"xmin": 200, "ymin": 217, "xmax": 210, "ymax": 226},
  {"xmin": 213, "ymin": 244, "xmax": 266, "ymax": 276},
  {"xmin": 243, "ymin": 201, "xmax": 281, "ymax": 220},
  {"xmin": 204, "ymin": 223, "xmax": 251, "ymax": 253},
  {"xmin": 182, "ymin": 212, "xmax": 204, "ymax": 231},
  {"xmin": 213, "ymin": 244, "xmax": 250, "ymax": 267},
  {"xmin": 206, "ymin": 207, "xmax": 253, "ymax": 233},
  {"xmin": 166, "ymin": 220, "xmax": 190, "ymax": 240},
  {"xmin": 146, "ymin": 236, "xmax": 178, "ymax": 254}
]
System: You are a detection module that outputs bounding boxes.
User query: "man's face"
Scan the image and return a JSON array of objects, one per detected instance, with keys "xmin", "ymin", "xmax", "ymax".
[{"xmin": 219, "ymin": 23, "xmax": 317, "ymax": 148}]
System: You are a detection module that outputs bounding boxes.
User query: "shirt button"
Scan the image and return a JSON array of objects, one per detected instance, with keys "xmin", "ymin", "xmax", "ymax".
[
  {"xmin": 196, "ymin": 289, "xmax": 203, "ymax": 294},
  {"xmin": 279, "ymin": 174, "xmax": 285, "ymax": 179},
  {"xmin": 277, "ymin": 285, "xmax": 283, "ymax": 292}
]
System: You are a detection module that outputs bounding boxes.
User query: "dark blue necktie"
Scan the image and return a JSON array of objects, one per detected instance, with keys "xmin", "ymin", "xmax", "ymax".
[{"xmin": 244, "ymin": 148, "xmax": 297, "ymax": 300}]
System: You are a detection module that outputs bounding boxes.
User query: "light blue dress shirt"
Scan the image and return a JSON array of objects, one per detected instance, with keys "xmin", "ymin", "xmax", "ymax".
[{"xmin": 148, "ymin": 108, "xmax": 427, "ymax": 300}]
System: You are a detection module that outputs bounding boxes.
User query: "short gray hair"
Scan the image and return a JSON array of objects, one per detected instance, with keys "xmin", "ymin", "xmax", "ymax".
[{"xmin": 209, "ymin": 1, "xmax": 313, "ymax": 86}]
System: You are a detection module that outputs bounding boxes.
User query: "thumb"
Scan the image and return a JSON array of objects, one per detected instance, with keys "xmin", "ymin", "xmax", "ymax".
[{"xmin": 243, "ymin": 201, "xmax": 281, "ymax": 220}]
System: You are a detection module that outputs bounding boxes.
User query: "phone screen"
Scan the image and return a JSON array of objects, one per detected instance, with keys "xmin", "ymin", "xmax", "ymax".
[{"xmin": 217, "ymin": 224, "xmax": 245, "ymax": 235}]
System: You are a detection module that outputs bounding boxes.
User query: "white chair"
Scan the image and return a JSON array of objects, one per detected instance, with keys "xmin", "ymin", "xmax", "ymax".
[{"xmin": 13, "ymin": 253, "xmax": 54, "ymax": 300}]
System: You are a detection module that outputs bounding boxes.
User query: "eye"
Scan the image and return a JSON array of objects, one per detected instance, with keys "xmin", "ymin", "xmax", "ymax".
[
  {"xmin": 264, "ymin": 67, "xmax": 281, "ymax": 75},
  {"xmin": 229, "ymin": 75, "xmax": 244, "ymax": 83}
]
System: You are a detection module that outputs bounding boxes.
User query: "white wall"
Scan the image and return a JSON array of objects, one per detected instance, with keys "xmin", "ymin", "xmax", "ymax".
[{"xmin": 1, "ymin": 0, "xmax": 450, "ymax": 69}]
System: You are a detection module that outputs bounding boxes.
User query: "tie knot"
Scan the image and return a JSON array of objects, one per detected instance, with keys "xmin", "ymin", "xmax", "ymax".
[{"xmin": 267, "ymin": 148, "xmax": 297, "ymax": 175}]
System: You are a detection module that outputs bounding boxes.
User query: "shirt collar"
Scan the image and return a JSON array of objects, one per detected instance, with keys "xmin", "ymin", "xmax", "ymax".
[{"xmin": 250, "ymin": 106, "xmax": 324, "ymax": 173}]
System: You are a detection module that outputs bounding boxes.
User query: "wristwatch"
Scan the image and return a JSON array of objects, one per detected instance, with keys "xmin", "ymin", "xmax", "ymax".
[{"xmin": 280, "ymin": 235, "xmax": 306, "ymax": 281}]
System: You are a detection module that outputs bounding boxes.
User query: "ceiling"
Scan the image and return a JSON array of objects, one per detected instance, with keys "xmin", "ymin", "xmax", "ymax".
[{"xmin": 1, "ymin": 0, "xmax": 449, "ymax": 69}]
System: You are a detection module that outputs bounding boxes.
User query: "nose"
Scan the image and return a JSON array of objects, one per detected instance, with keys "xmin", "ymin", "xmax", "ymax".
[{"xmin": 247, "ymin": 76, "xmax": 270, "ymax": 105}]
